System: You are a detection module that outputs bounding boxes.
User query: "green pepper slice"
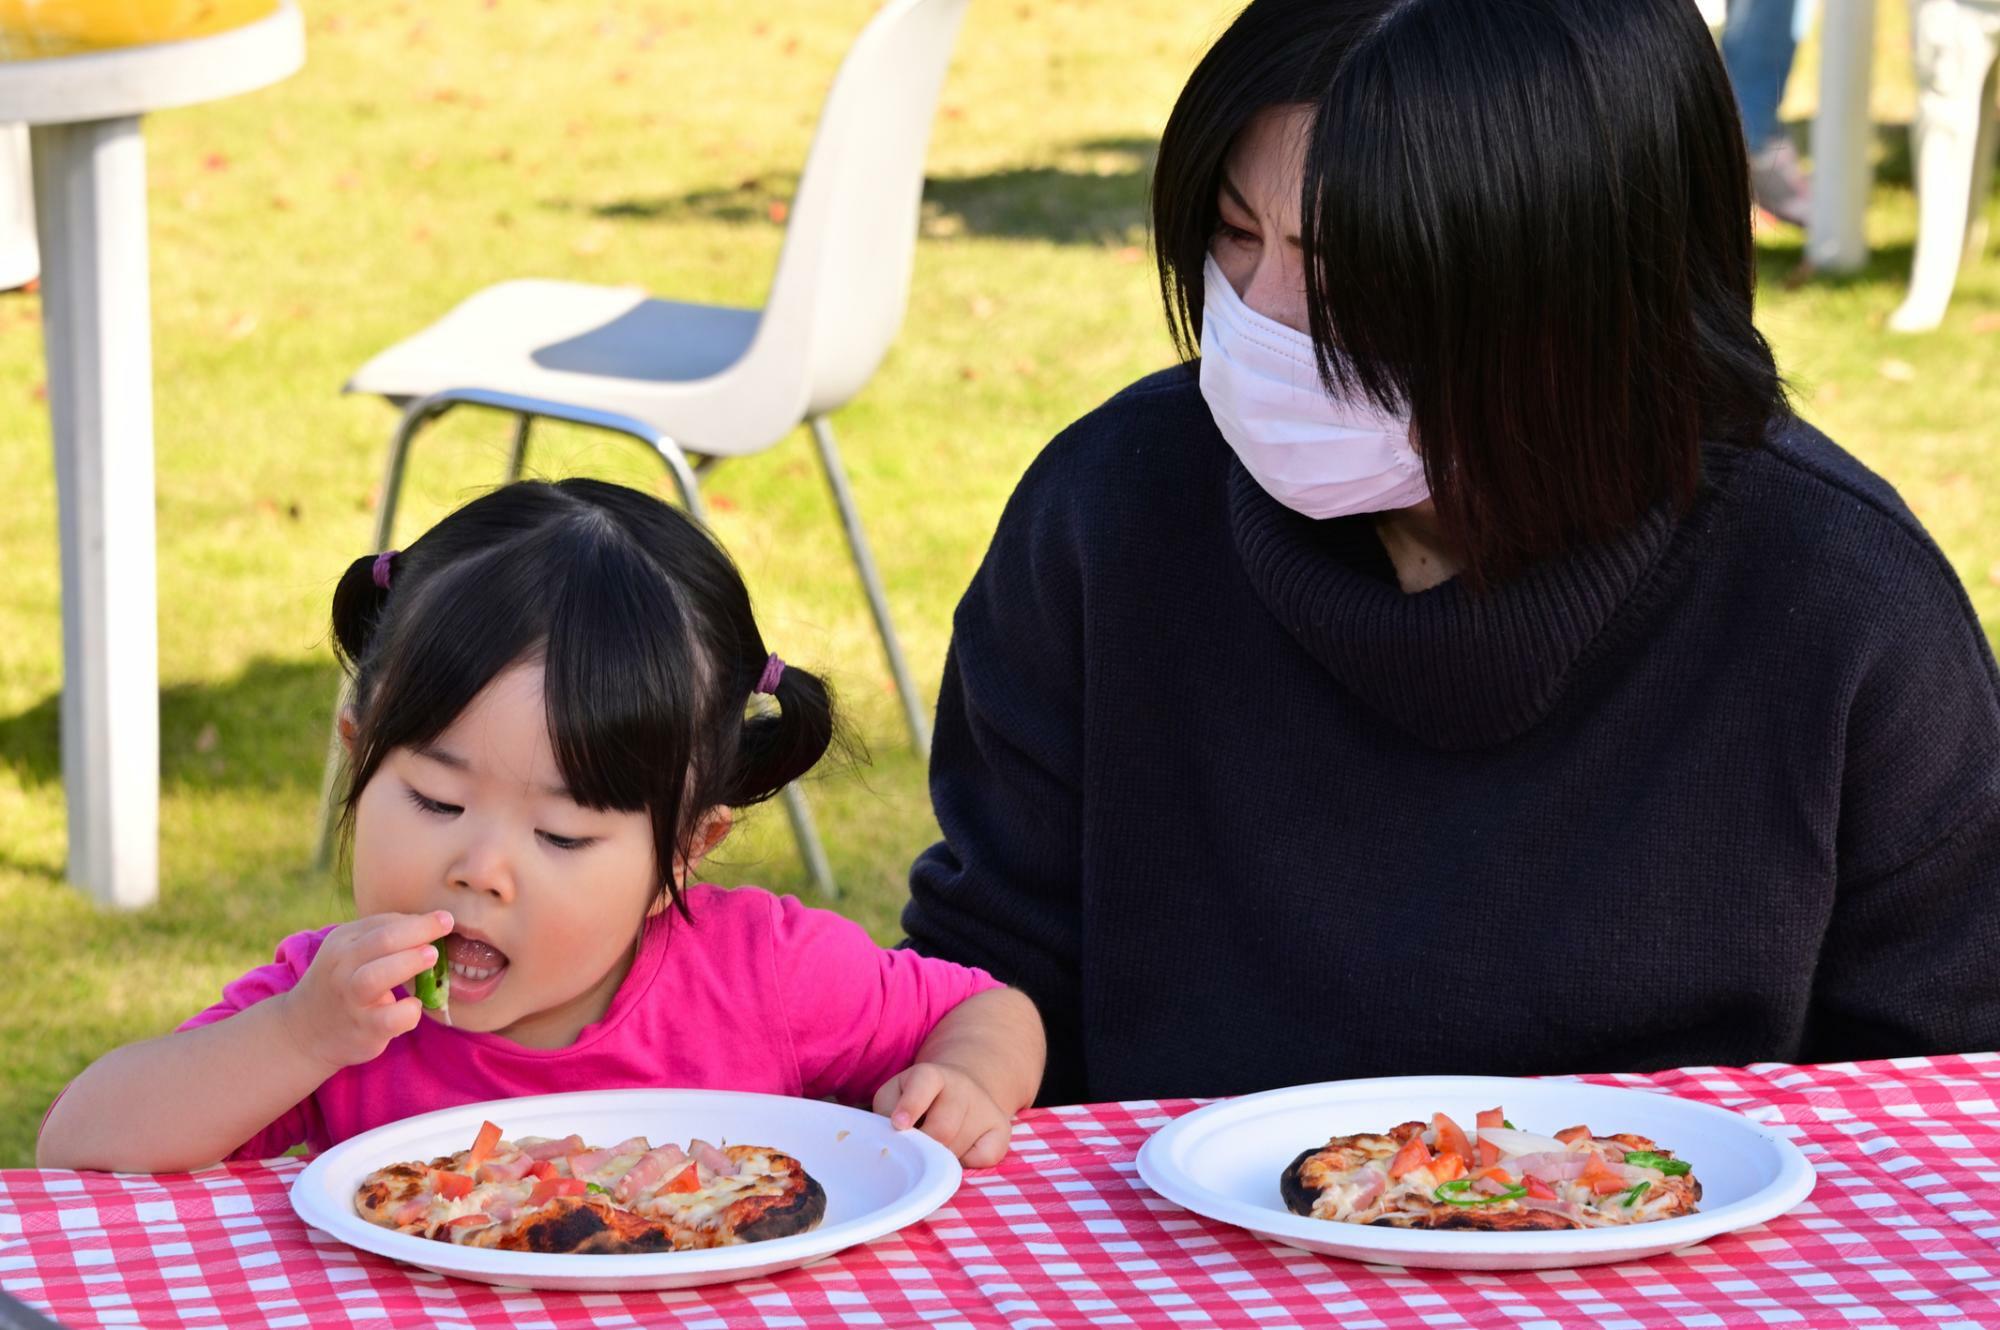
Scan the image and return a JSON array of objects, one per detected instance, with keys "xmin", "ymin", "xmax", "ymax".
[
  {"xmin": 1622, "ymin": 1151, "xmax": 1691, "ymax": 1176},
  {"xmin": 1434, "ymin": 1179, "xmax": 1530, "ymax": 1206},
  {"xmin": 1620, "ymin": 1181, "xmax": 1652, "ymax": 1207},
  {"xmin": 413, "ymin": 949, "xmax": 450, "ymax": 1012}
]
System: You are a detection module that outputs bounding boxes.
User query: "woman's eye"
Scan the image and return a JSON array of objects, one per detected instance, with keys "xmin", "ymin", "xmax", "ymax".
[
  {"xmin": 405, "ymin": 787, "xmax": 463, "ymax": 817},
  {"xmin": 539, "ymin": 831, "xmax": 596, "ymax": 852}
]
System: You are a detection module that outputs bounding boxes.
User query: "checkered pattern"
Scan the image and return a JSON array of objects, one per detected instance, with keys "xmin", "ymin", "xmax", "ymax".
[{"xmin": 8, "ymin": 1055, "xmax": 2000, "ymax": 1329}]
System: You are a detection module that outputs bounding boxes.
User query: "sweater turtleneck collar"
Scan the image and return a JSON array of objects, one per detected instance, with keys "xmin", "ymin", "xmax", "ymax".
[{"xmin": 1227, "ymin": 451, "xmax": 1737, "ymax": 750}]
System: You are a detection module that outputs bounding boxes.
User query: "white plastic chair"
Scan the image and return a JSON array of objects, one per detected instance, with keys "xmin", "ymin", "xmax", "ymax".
[
  {"xmin": 1889, "ymin": 0, "xmax": 1999, "ymax": 332},
  {"xmin": 313, "ymin": 0, "xmax": 973, "ymax": 896}
]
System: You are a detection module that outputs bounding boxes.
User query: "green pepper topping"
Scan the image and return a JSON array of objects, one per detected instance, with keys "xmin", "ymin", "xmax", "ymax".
[
  {"xmin": 1620, "ymin": 1181, "xmax": 1651, "ymax": 1208},
  {"xmin": 413, "ymin": 950, "xmax": 450, "ymax": 1012},
  {"xmin": 1434, "ymin": 1179, "xmax": 1530, "ymax": 1206},
  {"xmin": 1502, "ymin": 1120, "xmax": 1517, "ymax": 1131},
  {"xmin": 1622, "ymin": 1151, "xmax": 1691, "ymax": 1176},
  {"xmin": 586, "ymin": 1182, "xmax": 606, "ymax": 1195}
]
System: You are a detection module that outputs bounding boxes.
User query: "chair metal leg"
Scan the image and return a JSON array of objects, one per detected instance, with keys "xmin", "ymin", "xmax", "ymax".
[
  {"xmin": 808, "ymin": 415, "xmax": 932, "ymax": 761},
  {"xmin": 647, "ymin": 433, "xmax": 837, "ymax": 900},
  {"xmin": 312, "ymin": 399, "xmax": 446, "ymax": 871},
  {"xmin": 505, "ymin": 413, "xmax": 533, "ymax": 482}
]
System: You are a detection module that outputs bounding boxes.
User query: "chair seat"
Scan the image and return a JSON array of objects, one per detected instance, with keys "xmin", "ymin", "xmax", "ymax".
[{"xmin": 347, "ymin": 279, "xmax": 780, "ymax": 454}]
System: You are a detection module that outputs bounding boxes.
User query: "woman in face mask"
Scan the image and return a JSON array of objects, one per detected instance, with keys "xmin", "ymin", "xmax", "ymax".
[{"xmin": 902, "ymin": 0, "xmax": 2000, "ymax": 1106}]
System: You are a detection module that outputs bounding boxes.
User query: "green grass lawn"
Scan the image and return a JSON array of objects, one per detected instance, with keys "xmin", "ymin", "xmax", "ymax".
[{"xmin": 2, "ymin": 0, "xmax": 1995, "ymax": 1168}]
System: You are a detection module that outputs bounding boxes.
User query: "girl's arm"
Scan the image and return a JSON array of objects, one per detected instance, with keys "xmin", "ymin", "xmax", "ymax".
[
  {"xmin": 872, "ymin": 987, "xmax": 1047, "ymax": 1167},
  {"xmin": 37, "ymin": 911, "xmax": 453, "ymax": 1173},
  {"xmin": 39, "ymin": 996, "xmax": 342, "ymax": 1172}
]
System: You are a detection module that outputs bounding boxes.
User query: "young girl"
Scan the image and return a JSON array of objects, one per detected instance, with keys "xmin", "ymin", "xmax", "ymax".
[{"xmin": 37, "ymin": 479, "xmax": 1045, "ymax": 1173}]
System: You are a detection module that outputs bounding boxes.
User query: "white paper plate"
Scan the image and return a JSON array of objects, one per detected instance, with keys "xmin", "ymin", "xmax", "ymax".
[
  {"xmin": 1135, "ymin": 1075, "xmax": 1814, "ymax": 1271},
  {"xmin": 290, "ymin": 1088, "xmax": 962, "ymax": 1291}
]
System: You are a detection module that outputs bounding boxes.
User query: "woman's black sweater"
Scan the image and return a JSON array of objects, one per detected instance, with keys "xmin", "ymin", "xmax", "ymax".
[{"xmin": 904, "ymin": 367, "xmax": 2000, "ymax": 1105}]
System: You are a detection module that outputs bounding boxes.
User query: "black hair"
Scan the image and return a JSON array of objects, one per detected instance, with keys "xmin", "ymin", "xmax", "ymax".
[
  {"xmin": 330, "ymin": 478, "xmax": 839, "ymax": 918},
  {"xmin": 1152, "ymin": 0, "xmax": 1787, "ymax": 585}
]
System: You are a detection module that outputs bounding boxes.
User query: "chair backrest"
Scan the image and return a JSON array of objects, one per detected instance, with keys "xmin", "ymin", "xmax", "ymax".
[{"xmin": 751, "ymin": 0, "xmax": 972, "ymax": 416}]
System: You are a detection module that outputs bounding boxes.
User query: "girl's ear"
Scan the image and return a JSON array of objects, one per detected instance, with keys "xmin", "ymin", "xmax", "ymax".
[
  {"xmin": 337, "ymin": 706, "xmax": 360, "ymax": 758},
  {"xmin": 691, "ymin": 807, "xmax": 732, "ymax": 864}
]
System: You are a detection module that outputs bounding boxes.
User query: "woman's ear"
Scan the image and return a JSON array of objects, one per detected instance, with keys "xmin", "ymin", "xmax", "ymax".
[{"xmin": 337, "ymin": 706, "xmax": 359, "ymax": 757}]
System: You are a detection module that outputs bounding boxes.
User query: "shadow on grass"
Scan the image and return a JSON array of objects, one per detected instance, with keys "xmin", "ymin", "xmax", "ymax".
[
  {"xmin": 544, "ymin": 136, "xmax": 1158, "ymax": 248},
  {"xmin": 0, "ymin": 656, "xmax": 338, "ymax": 794}
]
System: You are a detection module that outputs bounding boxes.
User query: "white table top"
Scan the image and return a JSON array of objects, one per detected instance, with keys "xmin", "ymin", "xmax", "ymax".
[{"xmin": 0, "ymin": 1, "xmax": 302, "ymax": 124}]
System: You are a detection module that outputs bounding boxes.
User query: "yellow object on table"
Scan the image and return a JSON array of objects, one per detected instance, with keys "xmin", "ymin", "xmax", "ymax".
[{"xmin": 0, "ymin": 0, "xmax": 276, "ymax": 59}]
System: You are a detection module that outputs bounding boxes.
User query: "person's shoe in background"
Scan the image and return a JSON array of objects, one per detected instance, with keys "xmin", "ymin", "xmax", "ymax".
[{"xmin": 1748, "ymin": 138, "xmax": 1811, "ymax": 228}]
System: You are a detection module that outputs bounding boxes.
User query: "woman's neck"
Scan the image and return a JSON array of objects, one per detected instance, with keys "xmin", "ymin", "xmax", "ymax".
[{"xmin": 1373, "ymin": 501, "xmax": 1461, "ymax": 593}]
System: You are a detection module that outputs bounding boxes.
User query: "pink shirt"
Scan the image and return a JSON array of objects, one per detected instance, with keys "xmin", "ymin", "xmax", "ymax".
[{"xmin": 178, "ymin": 884, "xmax": 1001, "ymax": 1160}]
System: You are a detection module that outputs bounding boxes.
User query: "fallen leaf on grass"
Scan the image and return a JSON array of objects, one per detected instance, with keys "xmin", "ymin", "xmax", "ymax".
[
  {"xmin": 194, "ymin": 723, "xmax": 219, "ymax": 754},
  {"xmin": 1973, "ymin": 313, "xmax": 2000, "ymax": 334},
  {"xmin": 1877, "ymin": 358, "xmax": 1916, "ymax": 383}
]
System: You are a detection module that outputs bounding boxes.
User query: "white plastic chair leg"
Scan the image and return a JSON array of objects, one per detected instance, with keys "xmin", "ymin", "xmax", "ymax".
[
  {"xmin": 809, "ymin": 415, "xmax": 932, "ymax": 761},
  {"xmin": 1891, "ymin": 0, "xmax": 2000, "ymax": 333}
]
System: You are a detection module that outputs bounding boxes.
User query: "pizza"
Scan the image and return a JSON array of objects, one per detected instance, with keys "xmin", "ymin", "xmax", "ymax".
[
  {"xmin": 355, "ymin": 1120, "xmax": 826, "ymax": 1252},
  {"xmin": 1281, "ymin": 1105, "xmax": 1700, "ymax": 1229}
]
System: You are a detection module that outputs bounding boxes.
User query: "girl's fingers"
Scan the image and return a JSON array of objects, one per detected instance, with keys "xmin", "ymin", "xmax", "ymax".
[
  {"xmin": 962, "ymin": 1124, "xmax": 1012, "ymax": 1169},
  {"xmin": 884, "ymin": 1064, "xmax": 946, "ymax": 1130},
  {"xmin": 356, "ymin": 911, "xmax": 455, "ymax": 960},
  {"xmin": 377, "ymin": 995, "xmax": 424, "ymax": 1037},
  {"xmin": 920, "ymin": 1090, "xmax": 971, "ymax": 1151},
  {"xmin": 349, "ymin": 944, "xmax": 441, "ymax": 1005}
]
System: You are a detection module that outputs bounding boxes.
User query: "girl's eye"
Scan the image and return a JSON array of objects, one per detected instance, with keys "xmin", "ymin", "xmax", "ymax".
[
  {"xmin": 405, "ymin": 787, "xmax": 462, "ymax": 817},
  {"xmin": 1215, "ymin": 223, "xmax": 1258, "ymax": 247},
  {"xmin": 539, "ymin": 831, "xmax": 597, "ymax": 852}
]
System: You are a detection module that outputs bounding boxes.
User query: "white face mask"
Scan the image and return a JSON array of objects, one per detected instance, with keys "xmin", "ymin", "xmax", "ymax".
[{"xmin": 1198, "ymin": 254, "xmax": 1430, "ymax": 519}]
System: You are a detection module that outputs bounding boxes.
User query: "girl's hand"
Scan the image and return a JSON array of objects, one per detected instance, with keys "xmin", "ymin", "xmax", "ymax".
[
  {"xmin": 277, "ymin": 911, "xmax": 454, "ymax": 1075},
  {"xmin": 872, "ymin": 1061, "xmax": 1015, "ymax": 1167}
]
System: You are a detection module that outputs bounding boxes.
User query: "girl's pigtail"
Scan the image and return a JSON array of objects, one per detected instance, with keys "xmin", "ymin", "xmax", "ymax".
[
  {"xmin": 330, "ymin": 553, "xmax": 393, "ymax": 670},
  {"xmin": 728, "ymin": 663, "xmax": 837, "ymax": 806}
]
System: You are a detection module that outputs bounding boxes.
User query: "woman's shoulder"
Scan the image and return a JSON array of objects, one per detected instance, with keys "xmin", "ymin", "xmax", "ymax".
[
  {"xmin": 1735, "ymin": 415, "xmax": 1974, "ymax": 601},
  {"xmin": 1019, "ymin": 364, "xmax": 1214, "ymax": 489}
]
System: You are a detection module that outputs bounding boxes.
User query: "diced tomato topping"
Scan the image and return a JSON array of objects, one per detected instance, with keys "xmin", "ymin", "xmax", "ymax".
[
  {"xmin": 528, "ymin": 1177, "xmax": 587, "ymax": 1207},
  {"xmin": 1432, "ymin": 1112, "xmax": 1480, "ymax": 1160},
  {"xmin": 1430, "ymin": 1113, "xmax": 1474, "ymax": 1165},
  {"xmin": 662, "ymin": 1162, "xmax": 703, "ymax": 1193},
  {"xmin": 1554, "ymin": 1125, "xmax": 1593, "ymax": 1146},
  {"xmin": 1522, "ymin": 1175, "xmax": 1558, "ymax": 1201},
  {"xmin": 1429, "ymin": 1151, "xmax": 1467, "ymax": 1182},
  {"xmin": 529, "ymin": 1160, "xmax": 558, "ymax": 1181},
  {"xmin": 1473, "ymin": 1166, "xmax": 1514, "ymax": 1188},
  {"xmin": 1387, "ymin": 1138, "xmax": 1433, "ymax": 1181},
  {"xmin": 1577, "ymin": 1152, "xmax": 1627, "ymax": 1196},
  {"xmin": 430, "ymin": 1169, "xmax": 474, "ymax": 1200},
  {"xmin": 467, "ymin": 1120, "xmax": 504, "ymax": 1172},
  {"xmin": 1475, "ymin": 1108, "xmax": 1505, "ymax": 1169},
  {"xmin": 446, "ymin": 1214, "xmax": 493, "ymax": 1230}
]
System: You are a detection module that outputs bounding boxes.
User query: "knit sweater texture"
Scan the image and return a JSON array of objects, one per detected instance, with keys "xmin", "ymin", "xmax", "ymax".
[{"xmin": 903, "ymin": 366, "xmax": 2000, "ymax": 1106}]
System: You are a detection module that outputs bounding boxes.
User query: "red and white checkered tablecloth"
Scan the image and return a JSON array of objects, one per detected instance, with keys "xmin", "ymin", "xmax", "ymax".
[{"xmin": 7, "ymin": 1055, "xmax": 2000, "ymax": 1329}]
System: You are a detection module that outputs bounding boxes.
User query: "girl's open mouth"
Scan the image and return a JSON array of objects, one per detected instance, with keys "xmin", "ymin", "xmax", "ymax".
[{"xmin": 442, "ymin": 933, "xmax": 509, "ymax": 1004}]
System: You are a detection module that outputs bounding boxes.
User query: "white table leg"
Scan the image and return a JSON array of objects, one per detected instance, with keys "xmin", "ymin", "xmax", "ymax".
[
  {"xmin": 31, "ymin": 117, "xmax": 159, "ymax": 910},
  {"xmin": 1808, "ymin": 0, "xmax": 1878, "ymax": 271}
]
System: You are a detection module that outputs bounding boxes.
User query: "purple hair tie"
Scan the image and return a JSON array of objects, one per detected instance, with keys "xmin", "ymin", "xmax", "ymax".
[
  {"xmin": 755, "ymin": 653, "xmax": 786, "ymax": 696},
  {"xmin": 371, "ymin": 549, "xmax": 399, "ymax": 590}
]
